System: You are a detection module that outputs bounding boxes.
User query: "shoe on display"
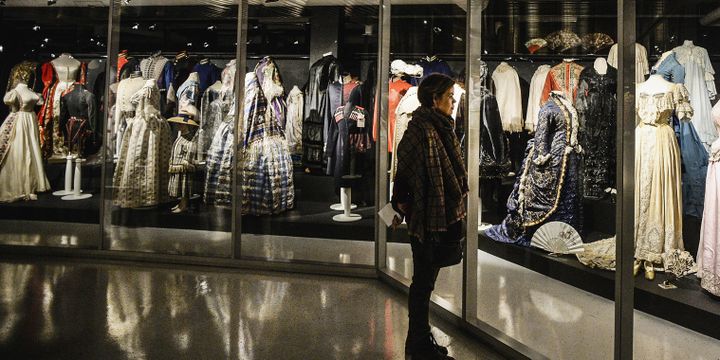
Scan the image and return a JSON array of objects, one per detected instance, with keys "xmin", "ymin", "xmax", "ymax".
[{"xmin": 644, "ymin": 260, "xmax": 655, "ymax": 281}]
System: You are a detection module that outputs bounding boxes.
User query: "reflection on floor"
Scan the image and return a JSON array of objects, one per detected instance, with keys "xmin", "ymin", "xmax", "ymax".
[
  {"xmin": 0, "ymin": 220, "xmax": 98, "ymax": 248},
  {"xmin": 0, "ymin": 258, "xmax": 505, "ymax": 360},
  {"xmin": 108, "ymin": 225, "xmax": 232, "ymax": 257},
  {"xmin": 391, "ymin": 247, "xmax": 720, "ymax": 359},
  {"xmin": 242, "ymin": 234, "xmax": 374, "ymax": 265}
]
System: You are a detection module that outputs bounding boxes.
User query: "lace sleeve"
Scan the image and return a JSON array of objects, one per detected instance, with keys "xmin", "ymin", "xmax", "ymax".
[
  {"xmin": 701, "ymin": 48, "xmax": 717, "ymax": 100},
  {"xmin": 673, "ymin": 84, "xmax": 693, "ymax": 121}
]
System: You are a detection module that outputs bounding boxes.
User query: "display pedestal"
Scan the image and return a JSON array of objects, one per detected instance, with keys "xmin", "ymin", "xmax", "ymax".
[
  {"xmin": 332, "ymin": 187, "xmax": 361, "ymax": 222},
  {"xmin": 330, "ymin": 202, "xmax": 357, "ymax": 211},
  {"xmin": 53, "ymin": 155, "xmax": 75, "ymax": 196},
  {"xmin": 62, "ymin": 158, "xmax": 92, "ymax": 201}
]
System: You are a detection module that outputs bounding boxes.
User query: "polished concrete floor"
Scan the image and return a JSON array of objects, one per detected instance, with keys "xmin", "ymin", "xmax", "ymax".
[{"xmin": 0, "ymin": 258, "xmax": 505, "ymax": 360}]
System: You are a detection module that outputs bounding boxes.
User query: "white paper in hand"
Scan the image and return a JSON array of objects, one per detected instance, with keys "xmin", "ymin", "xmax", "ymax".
[{"xmin": 378, "ymin": 203, "xmax": 401, "ymax": 227}]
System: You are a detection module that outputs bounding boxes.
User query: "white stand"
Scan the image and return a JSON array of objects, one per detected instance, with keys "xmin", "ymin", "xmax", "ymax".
[
  {"xmin": 62, "ymin": 158, "xmax": 92, "ymax": 200},
  {"xmin": 330, "ymin": 202, "xmax": 357, "ymax": 211},
  {"xmin": 332, "ymin": 187, "xmax": 361, "ymax": 222},
  {"xmin": 53, "ymin": 155, "xmax": 75, "ymax": 196}
]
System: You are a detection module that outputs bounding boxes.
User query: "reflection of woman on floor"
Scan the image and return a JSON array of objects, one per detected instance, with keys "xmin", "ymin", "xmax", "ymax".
[{"xmin": 392, "ymin": 74, "xmax": 468, "ymax": 360}]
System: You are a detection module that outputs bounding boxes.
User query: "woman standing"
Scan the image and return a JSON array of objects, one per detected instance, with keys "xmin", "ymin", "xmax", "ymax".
[{"xmin": 392, "ymin": 74, "xmax": 468, "ymax": 360}]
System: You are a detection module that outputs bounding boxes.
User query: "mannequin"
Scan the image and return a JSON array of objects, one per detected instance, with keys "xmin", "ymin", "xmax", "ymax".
[
  {"xmin": 0, "ymin": 83, "xmax": 50, "ymax": 202},
  {"xmin": 167, "ymin": 113, "xmax": 199, "ymax": 214},
  {"xmin": 51, "ymin": 54, "xmax": 81, "ymax": 83},
  {"xmin": 48, "ymin": 54, "xmax": 82, "ymax": 159},
  {"xmin": 594, "ymin": 57, "xmax": 608, "ymax": 75}
]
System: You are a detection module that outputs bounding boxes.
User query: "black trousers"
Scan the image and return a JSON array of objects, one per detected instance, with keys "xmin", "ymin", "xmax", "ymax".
[{"xmin": 407, "ymin": 239, "xmax": 440, "ymax": 346}]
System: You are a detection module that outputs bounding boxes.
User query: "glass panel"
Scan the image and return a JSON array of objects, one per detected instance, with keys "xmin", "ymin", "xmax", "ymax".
[
  {"xmin": 473, "ymin": 1, "xmax": 618, "ymax": 357},
  {"xmin": 385, "ymin": 0, "xmax": 467, "ymax": 316},
  {"xmin": 238, "ymin": 1, "xmax": 378, "ymax": 266},
  {"xmin": 0, "ymin": 2, "xmax": 108, "ymax": 248},
  {"xmin": 633, "ymin": 0, "xmax": 720, "ymax": 356},
  {"xmin": 104, "ymin": 1, "xmax": 238, "ymax": 257}
]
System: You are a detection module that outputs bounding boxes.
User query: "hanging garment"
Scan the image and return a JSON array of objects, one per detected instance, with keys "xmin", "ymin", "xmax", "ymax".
[
  {"xmin": 673, "ymin": 41, "xmax": 717, "ymax": 99},
  {"xmin": 576, "ymin": 65, "xmax": 617, "ymax": 199},
  {"xmin": 192, "ymin": 61, "xmax": 222, "ymax": 95},
  {"xmin": 479, "ymin": 87, "xmax": 511, "ymax": 179},
  {"xmin": 199, "ymin": 86, "xmax": 232, "ymax": 160},
  {"xmin": 5, "ymin": 61, "xmax": 39, "ymax": 93},
  {"xmin": 285, "ymin": 86, "xmax": 304, "ymax": 162},
  {"xmin": 373, "ymin": 78, "xmax": 412, "ymax": 152},
  {"xmin": 390, "ymin": 86, "xmax": 420, "ymax": 179},
  {"xmin": 540, "ymin": 61, "xmax": 584, "ymax": 106},
  {"xmin": 0, "ymin": 87, "xmax": 50, "ymax": 202},
  {"xmin": 486, "ymin": 92, "xmax": 583, "ymax": 245},
  {"xmin": 302, "ymin": 54, "xmax": 341, "ymax": 170},
  {"xmin": 607, "ymin": 43, "xmax": 649, "ymax": 84},
  {"xmin": 525, "ymin": 65, "xmax": 551, "ymax": 132},
  {"xmin": 411, "ymin": 56, "xmax": 454, "ymax": 85},
  {"xmin": 140, "ymin": 55, "xmax": 170, "ymax": 83},
  {"xmin": 491, "ymin": 62, "xmax": 524, "ymax": 133},
  {"xmin": 113, "ymin": 80, "xmax": 172, "ymax": 208},
  {"xmin": 654, "ymin": 52, "xmax": 710, "ymax": 217},
  {"xmin": 204, "ymin": 105, "xmax": 235, "ymax": 207},
  {"xmin": 176, "ymin": 77, "xmax": 200, "ymax": 115},
  {"xmin": 168, "ymin": 131, "xmax": 199, "ymax": 199},
  {"xmin": 672, "ymin": 43, "xmax": 718, "ymax": 151},
  {"xmin": 697, "ymin": 102, "xmax": 720, "ymax": 296},
  {"xmin": 240, "ymin": 58, "xmax": 294, "ymax": 215},
  {"xmin": 634, "ymin": 82, "xmax": 693, "ymax": 264}
]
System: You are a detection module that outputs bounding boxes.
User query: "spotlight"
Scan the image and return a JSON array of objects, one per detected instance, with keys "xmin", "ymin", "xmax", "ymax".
[
  {"xmin": 33, "ymin": 26, "xmax": 41, "ymax": 31},
  {"xmin": 148, "ymin": 24, "xmax": 157, "ymax": 31},
  {"xmin": 131, "ymin": 23, "xmax": 139, "ymax": 30},
  {"xmin": 207, "ymin": 25, "xmax": 216, "ymax": 31},
  {"xmin": 203, "ymin": 42, "xmax": 210, "ymax": 48},
  {"xmin": 0, "ymin": 45, "xmax": 4, "ymax": 53},
  {"xmin": 47, "ymin": 0, "xmax": 57, "ymax": 5},
  {"xmin": 43, "ymin": 38, "xmax": 49, "ymax": 43},
  {"xmin": 186, "ymin": 42, "xmax": 193, "ymax": 47},
  {"xmin": 51, "ymin": 53, "xmax": 56, "ymax": 58}
]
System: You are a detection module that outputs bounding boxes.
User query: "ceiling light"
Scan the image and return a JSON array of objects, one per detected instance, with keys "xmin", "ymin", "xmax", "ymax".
[
  {"xmin": 47, "ymin": 0, "xmax": 57, "ymax": 5},
  {"xmin": 33, "ymin": 26, "xmax": 41, "ymax": 31},
  {"xmin": 148, "ymin": 24, "xmax": 157, "ymax": 31},
  {"xmin": 203, "ymin": 42, "xmax": 210, "ymax": 48},
  {"xmin": 186, "ymin": 42, "xmax": 193, "ymax": 47},
  {"xmin": 131, "ymin": 23, "xmax": 139, "ymax": 30},
  {"xmin": 0, "ymin": 45, "xmax": 4, "ymax": 53},
  {"xmin": 207, "ymin": 25, "xmax": 216, "ymax": 31}
]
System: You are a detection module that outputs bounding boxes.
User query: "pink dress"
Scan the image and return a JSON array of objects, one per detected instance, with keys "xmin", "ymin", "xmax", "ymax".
[{"xmin": 697, "ymin": 101, "xmax": 720, "ymax": 295}]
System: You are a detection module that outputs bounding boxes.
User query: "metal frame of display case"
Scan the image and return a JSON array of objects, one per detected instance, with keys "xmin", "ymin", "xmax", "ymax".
[{"xmin": 0, "ymin": 0, "xmax": 641, "ymax": 358}]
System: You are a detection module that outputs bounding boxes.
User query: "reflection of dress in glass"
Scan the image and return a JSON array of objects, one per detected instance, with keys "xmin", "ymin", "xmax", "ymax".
[
  {"xmin": 486, "ymin": 92, "xmax": 583, "ymax": 245},
  {"xmin": 113, "ymin": 80, "xmax": 172, "ymax": 208},
  {"xmin": 0, "ymin": 87, "xmax": 50, "ymax": 202},
  {"xmin": 576, "ymin": 66, "xmax": 617, "ymax": 199},
  {"xmin": 634, "ymin": 80, "xmax": 693, "ymax": 264},
  {"xmin": 479, "ymin": 88, "xmax": 510, "ymax": 179},
  {"xmin": 697, "ymin": 103, "xmax": 720, "ymax": 296}
]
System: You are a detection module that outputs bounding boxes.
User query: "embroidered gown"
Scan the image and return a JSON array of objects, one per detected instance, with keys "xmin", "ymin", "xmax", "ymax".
[
  {"xmin": 0, "ymin": 87, "xmax": 50, "ymax": 202},
  {"xmin": 240, "ymin": 57, "xmax": 294, "ymax": 215},
  {"xmin": 113, "ymin": 80, "xmax": 172, "ymax": 208},
  {"xmin": 634, "ymin": 81, "xmax": 693, "ymax": 264},
  {"xmin": 697, "ymin": 102, "xmax": 720, "ymax": 295},
  {"xmin": 575, "ymin": 66, "xmax": 617, "ymax": 199},
  {"xmin": 486, "ymin": 92, "xmax": 583, "ymax": 245}
]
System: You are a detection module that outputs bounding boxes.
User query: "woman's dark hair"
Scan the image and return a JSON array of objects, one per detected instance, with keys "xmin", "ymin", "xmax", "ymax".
[{"xmin": 417, "ymin": 73, "xmax": 455, "ymax": 108}]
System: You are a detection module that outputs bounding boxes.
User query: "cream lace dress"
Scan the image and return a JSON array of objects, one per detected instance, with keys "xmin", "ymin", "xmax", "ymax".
[{"xmin": 578, "ymin": 80, "xmax": 693, "ymax": 269}]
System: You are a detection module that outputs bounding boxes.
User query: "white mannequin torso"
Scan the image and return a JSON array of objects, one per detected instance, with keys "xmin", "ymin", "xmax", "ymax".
[
  {"xmin": 638, "ymin": 74, "xmax": 672, "ymax": 95},
  {"xmin": 51, "ymin": 54, "xmax": 81, "ymax": 83},
  {"xmin": 594, "ymin": 57, "xmax": 608, "ymax": 75}
]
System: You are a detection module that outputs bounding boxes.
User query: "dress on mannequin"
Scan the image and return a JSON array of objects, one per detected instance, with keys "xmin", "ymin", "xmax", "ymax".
[
  {"xmin": 576, "ymin": 59, "xmax": 617, "ymax": 199},
  {"xmin": 59, "ymin": 84, "xmax": 97, "ymax": 156},
  {"xmin": 607, "ymin": 43, "xmax": 649, "ymax": 84},
  {"xmin": 113, "ymin": 80, "xmax": 171, "ymax": 208},
  {"xmin": 697, "ymin": 102, "xmax": 720, "ymax": 296},
  {"xmin": 49, "ymin": 54, "xmax": 82, "ymax": 159},
  {"xmin": 0, "ymin": 84, "xmax": 51, "ymax": 202},
  {"xmin": 541, "ymin": 59, "xmax": 584, "ymax": 106},
  {"xmin": 634, "ymin": 75, "xmax": 693, "ymax": 264},
  {"xmin": 113, "ymin": 75, "xmax": 146, "ymax": 159},
  {"xmin": 491, "ymin": 62, "xmax": 524, "ymax": 133},
  {"xmin": 486, "ymin": 92, "xmax": 583, "ymax": 246}
]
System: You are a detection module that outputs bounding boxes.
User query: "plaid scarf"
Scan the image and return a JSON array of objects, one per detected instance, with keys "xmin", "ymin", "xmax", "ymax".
[{"xmin": 394, "ymin": 106, "xmax": 468, "ymax": 241}]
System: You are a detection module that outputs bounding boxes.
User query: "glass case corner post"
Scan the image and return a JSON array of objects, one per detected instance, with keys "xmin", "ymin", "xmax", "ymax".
[
  {"xmin": 463, "ymin": 0, "xmax": 483, "ymax": 322},
  {"xmin": 375, "ymin": 0, "xmax": 392, "ymax": 271},
  {"xmin": 615, "ymin": 0, "xmax": 636, "ymax": 358},
  {"xmin": 232, "ymin": 0, "xmax": 249, "ymax": 260}
]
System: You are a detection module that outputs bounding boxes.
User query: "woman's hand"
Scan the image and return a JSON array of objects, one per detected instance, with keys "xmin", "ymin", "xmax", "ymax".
[{"xmin": 391, "ymin": 202, "xmax": 410, "ymax": 229}]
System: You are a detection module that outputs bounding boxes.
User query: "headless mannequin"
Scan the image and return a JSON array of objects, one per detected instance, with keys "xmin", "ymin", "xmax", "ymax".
[
  {"xmin": 51, "ymin": 54, "xmax": 81, "ymax": 83},
  {"xmin": 13, "ymin": 83, "xmax": 43, "ymax": 108},
  {"xmin": 638, "ymin": 74, "xmax": 673, "ymax": 95},
  {"xmin": 594, "ymin": 57, "xmax": 608, "ymax": 75}
]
